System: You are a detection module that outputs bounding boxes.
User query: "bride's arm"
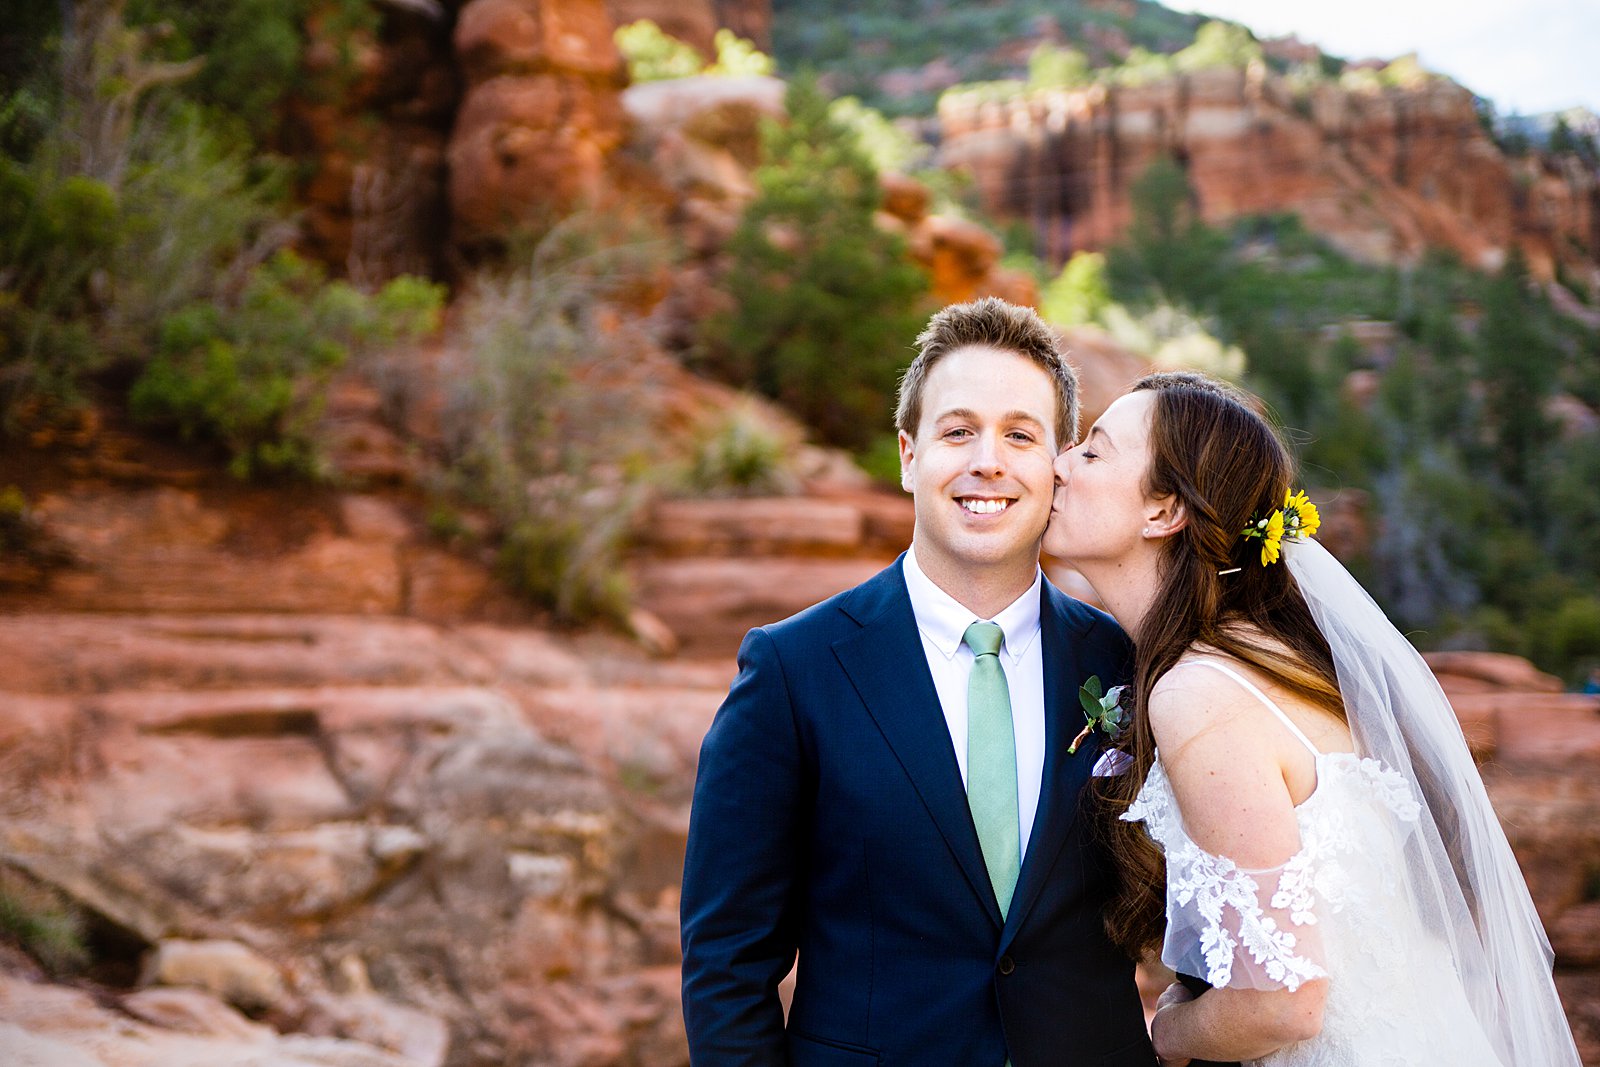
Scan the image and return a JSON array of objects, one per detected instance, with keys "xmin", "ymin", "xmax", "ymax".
[
  {"xmin": 1144, "ymin": 668, "xmax": 1329, "ymax": 1064},
  {"xmin": 1152, "ymin": 980, "xmax": 1325, "ymax": 1064}
]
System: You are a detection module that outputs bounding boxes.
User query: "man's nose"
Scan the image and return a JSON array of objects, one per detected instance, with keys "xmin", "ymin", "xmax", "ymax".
[{"xmin": 969, "ymin": 432, "xmax": 1004, "ymax": 476}]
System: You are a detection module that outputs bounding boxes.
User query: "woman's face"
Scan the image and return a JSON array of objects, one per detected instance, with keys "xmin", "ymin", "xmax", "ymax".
[{"xmin": 1043, "ymin": 389, "xmax": 1161, "ymax": 566}]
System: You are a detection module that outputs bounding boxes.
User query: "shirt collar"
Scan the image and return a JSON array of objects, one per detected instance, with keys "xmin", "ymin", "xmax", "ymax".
[{"xmin": 902, "ymin": 544, "xmax": 1043, "ymax": 664}]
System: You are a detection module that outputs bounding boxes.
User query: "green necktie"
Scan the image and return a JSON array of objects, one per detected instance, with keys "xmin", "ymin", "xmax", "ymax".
[{"xmin": 963, "ymin": 621, "xmax": 1021, "ymax": 919}]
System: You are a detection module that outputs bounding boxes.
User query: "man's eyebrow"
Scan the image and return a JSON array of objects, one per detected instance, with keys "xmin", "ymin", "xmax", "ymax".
[{"xmin": 933, "ymin": 408, "xmax": 1047, "ymax": 427}]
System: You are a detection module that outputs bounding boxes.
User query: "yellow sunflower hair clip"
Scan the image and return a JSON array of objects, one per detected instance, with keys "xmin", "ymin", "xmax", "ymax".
[{"xmin": 1233, "ymin": 489, "xmax": 1321, "ymax": 570}]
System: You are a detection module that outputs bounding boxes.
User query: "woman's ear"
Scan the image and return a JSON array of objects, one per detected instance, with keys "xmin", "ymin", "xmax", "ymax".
[{"xmin": 1143, "ymin": 495, "xmax": 1188, "ymax": 539}]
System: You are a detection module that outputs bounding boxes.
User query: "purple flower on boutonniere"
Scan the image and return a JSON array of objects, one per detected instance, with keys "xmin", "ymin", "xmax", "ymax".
[
  {"xmin": 1069, "ymin": 675, "xmax": 1129, "ymax": 755},
  {"xmin": 1091, "ymin": 748, "xmax": 1132, "ymax": 778}
]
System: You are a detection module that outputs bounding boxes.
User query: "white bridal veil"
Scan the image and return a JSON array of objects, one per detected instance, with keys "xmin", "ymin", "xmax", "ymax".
[{"xmin": 1286, "ymin": 539, "xmax": 1580, "ymax": 1066}]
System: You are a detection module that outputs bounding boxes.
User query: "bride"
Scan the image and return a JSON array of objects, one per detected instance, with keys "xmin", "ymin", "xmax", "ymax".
[{"xmin": 1042, "ymin": 371, "xmax": 1580, "ymax": 1066}]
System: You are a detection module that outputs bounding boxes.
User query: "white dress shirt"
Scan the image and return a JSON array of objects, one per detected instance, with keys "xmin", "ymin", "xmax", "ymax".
[{"xmin": 902, "ymin": 545, "xmax": 1047, "ymax": 858}]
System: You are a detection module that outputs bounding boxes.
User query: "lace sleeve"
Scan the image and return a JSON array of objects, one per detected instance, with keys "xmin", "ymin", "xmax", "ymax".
[{"xmin": 1125, "ymin": 764, "xmax": 1328, "ymax": 992}]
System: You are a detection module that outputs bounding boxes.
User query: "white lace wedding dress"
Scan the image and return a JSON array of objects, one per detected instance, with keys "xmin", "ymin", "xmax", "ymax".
[{"xmin": 1125, "ymin": 659, "xmax": 1506, "ymax": 1067}]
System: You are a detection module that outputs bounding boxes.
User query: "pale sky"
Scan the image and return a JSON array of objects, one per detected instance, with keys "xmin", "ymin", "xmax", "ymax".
[{"xmin": 1165, "ymin": 0, "xmax": 1600, "ymax": 116}]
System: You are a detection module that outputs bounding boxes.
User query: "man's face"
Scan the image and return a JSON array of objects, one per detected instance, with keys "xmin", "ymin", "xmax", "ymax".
[{"xmin": 899, "ymin": 344, "xmax": 1061, "ymax": 587}]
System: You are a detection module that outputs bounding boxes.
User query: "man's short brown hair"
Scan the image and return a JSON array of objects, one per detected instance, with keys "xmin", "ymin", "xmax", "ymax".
[{"xmin": 894, "ymin": 297, "xmax": 1079, "ymax": 448}]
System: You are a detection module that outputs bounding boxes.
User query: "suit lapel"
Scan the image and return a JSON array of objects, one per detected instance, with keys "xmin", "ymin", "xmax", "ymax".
[
  {"xmin": 1001, "ymin": 582, "xmax": 1097, "ymax": 948},
  {"xmin": 832, "ymin": 562, "xmax": 1003, "ymax": 930}
]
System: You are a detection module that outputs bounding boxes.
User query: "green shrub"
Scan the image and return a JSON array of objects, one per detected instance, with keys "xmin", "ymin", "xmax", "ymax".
[
  {"xmin": 677, "ymin": 400, "xmax": 799, "ymax": 497},
  {"xmin": 438, "ymin": 212, "xmax": 670, "ymax": 625},
  {"xmin": 0, "ymin": 157, "xmax": 121, "ymax": 426},
  {"xmin": 0, "ymin": 867, "xmax": 89, "ymax": 977},
  {"xmin": 0, "ymin": 5, "xmax": 297, "ymax": 433},
  {"xmin": 130, "ymin": 251, "xmax": 442, "ymax": 479},
  {"xmin": 105, "ymin": 105, "xmax": 290, "ymax": 343}
]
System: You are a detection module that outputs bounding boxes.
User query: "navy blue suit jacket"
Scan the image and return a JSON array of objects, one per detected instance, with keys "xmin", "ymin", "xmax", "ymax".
[{"xmin": 681, "ymin": 556, "xmax": 1155, "ymax": 1066}]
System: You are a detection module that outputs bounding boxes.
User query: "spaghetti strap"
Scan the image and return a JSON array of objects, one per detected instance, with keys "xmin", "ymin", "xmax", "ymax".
[{"xmin": 1177, "ymin": 658, "xmax": 1324, "ymax": 758}]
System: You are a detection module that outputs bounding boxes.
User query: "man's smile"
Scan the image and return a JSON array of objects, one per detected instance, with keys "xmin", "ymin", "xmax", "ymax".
[{"xmin": 958, "ymin": 496, "xmax": 1015, "ymax": 515}]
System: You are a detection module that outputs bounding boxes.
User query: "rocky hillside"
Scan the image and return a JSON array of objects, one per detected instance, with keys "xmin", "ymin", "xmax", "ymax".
[
  {"xmin": 939, "ymin": 65, "xmax": 1598, "ymax": 281},
  {"xmin": 769, "ymin": 0, "xmax": 1598, "ymax": 285}
]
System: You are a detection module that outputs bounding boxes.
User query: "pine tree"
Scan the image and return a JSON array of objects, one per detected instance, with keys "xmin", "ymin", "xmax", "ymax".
[
  {"xmin": 702, "ymin": 76, "xmax": 929, "ymax": 450},
  {"xmin": 1476, "ymin": 249, "xmax": 1560, "ymax": 495}
]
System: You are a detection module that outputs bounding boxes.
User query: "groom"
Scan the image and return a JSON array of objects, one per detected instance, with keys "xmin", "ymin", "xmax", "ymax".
[{"xmin": 680, "ymin": 298, "xmax": 1156, "ymax": 1066}]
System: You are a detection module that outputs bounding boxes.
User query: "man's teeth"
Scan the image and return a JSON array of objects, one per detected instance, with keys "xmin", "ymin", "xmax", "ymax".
[{"xmin": 961, "ymin": 498, "xmax": 1010, "ymax": 515}]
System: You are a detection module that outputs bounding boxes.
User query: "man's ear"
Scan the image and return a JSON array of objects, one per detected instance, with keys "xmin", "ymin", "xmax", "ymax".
[
  {"xmin": 1144, "ymin": 494, "xmax": 1188, "ymax": 539},
  {"xmin": 898, "ymin": 429, "xmax": 915, "ymax": 494}
]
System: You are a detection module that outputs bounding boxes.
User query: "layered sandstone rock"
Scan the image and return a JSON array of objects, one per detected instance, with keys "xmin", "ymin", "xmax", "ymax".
[
  {"xmin": 0, "ymin": 607, "xmax": 709, "ymax": 1067},
  {"xmin": 938, "ymin": 65, "xmax": 1600, "ymax": 280},
  {"xmin": 448, "ymin": 0, "xmax": 629, "ymax": 250},
  {"xmin": 285, "ymin": 0, "xmax": 778, "ymax": 276}
]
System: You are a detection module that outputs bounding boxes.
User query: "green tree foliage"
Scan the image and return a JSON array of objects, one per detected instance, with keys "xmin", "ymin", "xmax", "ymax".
[
  {"xmin": 701, "ymin": 77, "xmax": 929, "ymax": 450},
  {"xmin": 709, "ymin": 28, "xmax": 775, "ymax": 77},
  {"xmin": 1027, "ymin": 43, "xmax": 1091, "ymax": 91},
  {"xmin": 615, "ymin": 21, "xmax": 774, "ymax": 84},
  {"xmin": 1475, "ymin": 250, "xmax": 1562, "ymax": 493},
  {"xmin": 827, "ymin": 96, "xmax": 931, "ymax": 175},
  {"xmin": 1173, "ymin": 21, "xmax": 1262, "ymax": 74},
  {"xmin": 125, "ymin": 0, "xmax": 378, "ymax": 139},
  {"xmin": 615, "ymin": 20, "xmax": 705, "ymax": 82},
  {"xmin": 1108, "ymin": 157, "xmax": 1230, "ymax": 311},
  {"xmin": 1041, "ymin": 251, "xmax": 1111, "ymax": 326}
]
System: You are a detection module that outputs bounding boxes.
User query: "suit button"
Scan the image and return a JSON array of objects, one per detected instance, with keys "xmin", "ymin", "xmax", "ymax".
[{"xmin": 997, "ymin": 955, "xmax": 1015, "ymax": 975}]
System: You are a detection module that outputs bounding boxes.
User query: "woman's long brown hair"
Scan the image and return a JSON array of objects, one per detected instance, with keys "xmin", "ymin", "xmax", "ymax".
[{"xmin": 1096, "ymin": 372, "xmax": 1346, "ymax": 959}]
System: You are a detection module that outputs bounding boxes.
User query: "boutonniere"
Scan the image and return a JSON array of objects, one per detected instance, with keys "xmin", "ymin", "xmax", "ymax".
[{"xmin": 1069, "ymin": 675, "xmax": 1129, "ymax": 755}]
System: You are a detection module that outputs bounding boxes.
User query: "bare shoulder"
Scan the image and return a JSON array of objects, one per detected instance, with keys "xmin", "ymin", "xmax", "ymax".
[
  {"xmin": 1148, "ymin": 656, "xmax": 1305, "ymax": 865},
  {"xmin": 1146, "ymin": 658, "xmax": 1270, "ymax": 758}
]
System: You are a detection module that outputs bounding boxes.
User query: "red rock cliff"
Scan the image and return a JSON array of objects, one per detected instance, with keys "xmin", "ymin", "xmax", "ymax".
[{"xmin": 938, "ymin": 63, "xmax": 1600, "ymax": 280}]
